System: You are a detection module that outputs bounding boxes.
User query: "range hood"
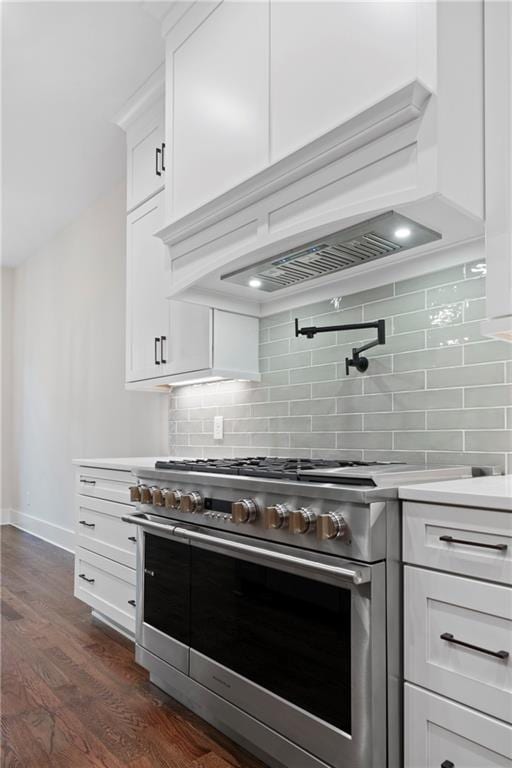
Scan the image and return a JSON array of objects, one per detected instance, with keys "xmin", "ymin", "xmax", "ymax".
[
  {"xmin": 158, "ymin": 67, "xmax": 485, "ymax": 318},
  {"xmin": 221, "ymin": 212, "xmax": 441, "ymax": 293}
]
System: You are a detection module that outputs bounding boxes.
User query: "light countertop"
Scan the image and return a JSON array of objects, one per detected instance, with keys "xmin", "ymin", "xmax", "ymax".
[
  {"xmin": 399, "ymin": 475, "xmax": 512, "ymax": 511},
  {"xmin": 73, "ymin": 457, "xmax": 170, "ymax": 471}
]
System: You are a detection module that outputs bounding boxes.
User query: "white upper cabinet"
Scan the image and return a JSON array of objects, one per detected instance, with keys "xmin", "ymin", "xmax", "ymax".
[
  {"xmin": 114, "ymin": 64, "xmax": 166, "ymax": 212},
  {"xmin": 158, "ymin": 1, "xmax": 485, "ymax": 319},
  {"xmin": 126, "ymin": 191, "xmax": 213, "ymax": 385},
  {"xmin": 126, "ymin": 99, "xmax": 165, "ymax": 212},
  {"xmin": 270, "ymin": 1, "xmax": 418, "ymax": 161},
  {"xmin": 169, "ymin": 0, "xmax": 269, "ymax": 219}
]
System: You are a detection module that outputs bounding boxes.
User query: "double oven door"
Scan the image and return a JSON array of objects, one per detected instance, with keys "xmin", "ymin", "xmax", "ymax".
[{"xmin": 129, "ymin": 514, "xmax": 387, "ymax": 768}]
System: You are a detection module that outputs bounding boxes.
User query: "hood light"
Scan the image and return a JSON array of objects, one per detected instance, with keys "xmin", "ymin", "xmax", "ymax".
[
  {"xmin": 249, "ymin": 278, "xmax": 262, "ymax": 288},
  {"xmin": 394, "ymin": 227, "xmax": 411, "ymax": 239}
]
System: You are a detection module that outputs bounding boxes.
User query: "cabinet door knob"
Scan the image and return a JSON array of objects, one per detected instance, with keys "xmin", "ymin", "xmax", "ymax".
[
  {"xmin": 78, "ymin": 573, "xmax": 95, "ymax": 583},
  {"xmin": 155, "ymin": 146, "xmax": 162, "ymax": 177},
  {"xmin": 154, "ymin": 337, "xmax": 161, "ymax": 365},
  {"xmin": 79, "ymin": 520, "xmax": 95, "ymax": 528},
  {"xmin": 441, "ymin": 761, "xmax": 455, "ymax": 768},
  {"xmin": 128, "ymin": 536, "xmax": 136, "ymax": 542},
  {"xmin": 128, "ymin": 599, "xmax": 136, "ymax": 607}
]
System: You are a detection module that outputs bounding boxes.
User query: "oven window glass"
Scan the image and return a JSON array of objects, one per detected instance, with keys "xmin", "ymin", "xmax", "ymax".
[
  {"xmin": 144, "ymin": 534, "xmax": 190, "ymax": 645},
  {"xmin": 190, "ymin": 548, "xmax": 351, "ymax": 733}
]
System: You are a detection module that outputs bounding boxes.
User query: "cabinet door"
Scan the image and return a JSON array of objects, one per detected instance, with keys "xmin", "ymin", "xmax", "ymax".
[
  {"xmin": 126, "ymin": 192, "xmax": 168, "ymax": 382},
  {"xmin": 270, "ymin": 1, "xmax": 418, "ymax": 161},
  {"xmin": 405, "ymin": 683, "xmax": 512, "ymax": 768},
  {"xmin": 170, "ymin": 0, "xmax": 269, "ymax": 219},
  {"xmin": 161, "ymin": 301, "xmax": 211, "ymax": 378},
  {"xmin": 126, "ymin": 99, "xmax": 165, "ymax": 211}
]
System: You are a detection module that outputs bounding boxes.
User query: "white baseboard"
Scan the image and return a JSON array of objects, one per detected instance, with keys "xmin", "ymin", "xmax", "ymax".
[
  {"xmin": 0, "ymin": 508, "xmax": 12, "ymax": 525},
  {"xmin": 8, "ymin": 509, "xmax": 75, "ymax": 553}
]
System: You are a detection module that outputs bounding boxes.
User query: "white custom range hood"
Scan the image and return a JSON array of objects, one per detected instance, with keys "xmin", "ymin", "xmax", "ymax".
[{"xmin": 157, "ymin": 4, "xmax": 485, "ymax": 318}]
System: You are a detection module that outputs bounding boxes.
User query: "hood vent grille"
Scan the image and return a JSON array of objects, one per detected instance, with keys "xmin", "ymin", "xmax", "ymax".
[{"xmin": 221, "ymin": 212, "xmax": 441, "ymax": 292}]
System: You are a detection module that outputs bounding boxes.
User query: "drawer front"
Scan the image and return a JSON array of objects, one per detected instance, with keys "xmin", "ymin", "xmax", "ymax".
[
  {"xmin": 405, "ymin": 566, "xmax": 512, "ymax": 722},
  {"xmin": 405, "ymin": 683, "xmax": 512, "ymax": 768},
  {"xmin": 76, "ymin": 466, "xmax": 135, "ymax": 505},
  {"xmin": 403, "ymin": 501, "xmax": 512, "ymax": 584},
  {"xmin": 74, "ymin": 547, "xmax": 136, "ymax": 634},
  {"xmin": 76, "ymin": 496, "xmax": 136, "ymax": 569}
]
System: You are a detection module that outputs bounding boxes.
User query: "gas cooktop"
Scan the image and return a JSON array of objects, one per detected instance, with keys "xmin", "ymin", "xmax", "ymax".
[{"xmin": 153, "ymin": 456, "xmax": 472, "ymax": 487}]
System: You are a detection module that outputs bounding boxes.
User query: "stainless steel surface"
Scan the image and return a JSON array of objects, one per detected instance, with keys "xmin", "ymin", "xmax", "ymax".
[
  {"xmin": 221, "ymin": 211, "xmax": 441, "ymax": 293},
  {"xmin": 129, "ymin": 459, "xmax": 471, "ymax": 768},
  {"xmin": 137, "ymin": 646, "xmax": 329, "ymax": 768},
  {"xmin": 124, "ymin": 512, "xmax": 371, "ymax": 585},
  {"xmin": 300, "ymin": 463, "xmax": 472, "ymax": 486}
]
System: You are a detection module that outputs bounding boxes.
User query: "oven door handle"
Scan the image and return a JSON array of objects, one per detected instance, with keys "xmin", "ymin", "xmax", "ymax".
[
  {"xmin": 121, "ymin": 514, "xmax": 370, "ymax": 585},
  {"xmin": 175, "ymin": 526, "xmax": 370, "ymax": 585}
]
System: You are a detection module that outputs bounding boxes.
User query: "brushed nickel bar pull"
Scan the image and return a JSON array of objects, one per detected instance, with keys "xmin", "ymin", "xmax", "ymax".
[
  {"xmin": 439, "ymin": 535, "xmax": 507, "ymax": 551},
  {"xmin": 440, "ymin": 632, "xmax": 509, "ymax": 660}
]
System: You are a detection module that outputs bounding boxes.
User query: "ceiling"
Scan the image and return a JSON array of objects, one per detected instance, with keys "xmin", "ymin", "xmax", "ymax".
[{"xmin": 1, "ymin": 1, "xmax": 169, "ymax": 267}]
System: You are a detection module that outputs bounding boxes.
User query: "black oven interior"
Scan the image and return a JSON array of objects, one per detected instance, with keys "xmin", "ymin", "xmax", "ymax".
[{"xmin": 143, "ymin": 533, "xmax": 352, "ymax": 733}]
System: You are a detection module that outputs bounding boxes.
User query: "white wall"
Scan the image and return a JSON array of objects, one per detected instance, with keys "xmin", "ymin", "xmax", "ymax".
[
  {"xmin": 8, "ymin": 183, "xmax": 167, "ymax": 548},
  {"xmin": 1, "ymin": 267, "xmax": 15, "ymax": 519}
]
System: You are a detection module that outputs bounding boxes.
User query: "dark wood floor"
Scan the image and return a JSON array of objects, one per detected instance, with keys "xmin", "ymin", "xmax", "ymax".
[{"xmin": 0, "ymin": 526, "xmax": 267, "ymax": 768}]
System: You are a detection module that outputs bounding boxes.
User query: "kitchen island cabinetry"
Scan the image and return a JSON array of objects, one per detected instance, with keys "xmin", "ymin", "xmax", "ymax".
[{"xmin": 400, "ymin": 476, "xmax": 512, "ymax": 768}]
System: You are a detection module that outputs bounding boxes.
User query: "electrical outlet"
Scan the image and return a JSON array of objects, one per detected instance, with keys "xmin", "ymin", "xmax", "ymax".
[{"xmin": 213, "ymin": 415, "xmax": 224, "ymax": 440}]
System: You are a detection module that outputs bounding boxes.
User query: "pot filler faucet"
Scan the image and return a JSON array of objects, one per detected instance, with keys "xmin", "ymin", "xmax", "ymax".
[{"xmin": 294, "ymin": 317, "xmax": 386, "ymax": 375}]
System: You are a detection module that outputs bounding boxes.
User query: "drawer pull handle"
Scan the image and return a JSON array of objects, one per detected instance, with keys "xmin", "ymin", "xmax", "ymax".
[
  {"xmin": 79, "ymin": 520, "xmax": 95, "ymax": 528},
  {"xmin": 439, "ymin": 534, "xmax": 507, "ymax": 551},
  {"xmin": 78, "ymin": 573, "xmax": 95, "ymax": 584},
  {"xmin": 440, "ymin": 632, "xmax": 509, "ymax": 660},
  {"xmin": 441, "ymin": 762, "xmax": 454, "ymax": 768},
  {"xmin": 128, "ymin": 599, "xmax": 136, "ymax": 607},
  {"xmin": 128, "ymin": 536, "xmax": 137, "ymax": 542},
  {"xmin": 79, "ymin": 478, "xmax": 96, "ymax": 485},
  {"xmin": 144, "ymin": 568, "xmax": 155, "ymax": 577}
]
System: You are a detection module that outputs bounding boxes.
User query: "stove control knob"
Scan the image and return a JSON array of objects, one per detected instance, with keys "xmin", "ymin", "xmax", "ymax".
[
  {"xmin": 150, "ymin": 486, "xmax": 164, "ymax": 507},
  {"xmin": 289, "ymin": 508, "xmax": 317, "ymax": 534},
  {"xmin": 180, "ymin": 491, "xmax": 203, "ymax": 513},
  {"xmin": 232, "ymin": 499, "xmax": 259, "ymax": 524},
  {"xmin": 163, "ymin": 488, "xmax": 182, "ymax": 509},
  {"xmin": 264, "ymin": 504, "xmax": 289, "ymax": 529},
  {"xmin": 317, "ymin": 512, "xmax": 350, "ymax": 541},
  {"xmin": 129, "ymin": 485, "xmax": 142, "ymax": 503},
  {"xmin": 139, "ymin": 485, "xmax": 152, "ymax": 504}
]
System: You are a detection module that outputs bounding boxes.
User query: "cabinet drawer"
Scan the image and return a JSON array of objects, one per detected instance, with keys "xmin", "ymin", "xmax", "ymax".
[
  {"xmin": 405, "ymin": 566, "xmax": 512, "ymax": 722},
  {"xmin": 405, "ymin": 683, "xmax": 512, "ymax": 768},
  {"xmin": 76, "ymin": 466, "xmax": 135, "ymax": 505},
  {"xmin": 403, "ymin": 501, "xmax": 512, "ymax": 584},
  {"xmin": 76, "ymin": 496, "xmax": 136, "ymax": 569},
  {"xmin": 74, "ymin": 548, "xmax": 136, "ymax": 634}
]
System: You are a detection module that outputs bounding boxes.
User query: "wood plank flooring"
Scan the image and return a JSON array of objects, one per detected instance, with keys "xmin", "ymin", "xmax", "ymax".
[{"xmin": 0, "ymin": 526, "xmax": 267, "ymax": 768}]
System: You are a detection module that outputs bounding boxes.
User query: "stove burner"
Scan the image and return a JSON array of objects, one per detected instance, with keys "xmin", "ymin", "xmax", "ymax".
[{"xmin": 154, "ymin": 456, "xmax": 388, "ymax": 479}]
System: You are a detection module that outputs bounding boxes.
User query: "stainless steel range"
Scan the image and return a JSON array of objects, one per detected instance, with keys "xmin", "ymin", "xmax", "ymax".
[{"xmin": 123, "ymin": 458, "xmax": 471, "ymax": 768}]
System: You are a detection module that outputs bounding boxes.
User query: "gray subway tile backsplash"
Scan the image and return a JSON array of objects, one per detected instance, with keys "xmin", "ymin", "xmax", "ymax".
[{"xmin": 169, "ymin": 258, "xmax": 511, "ymax": 471}]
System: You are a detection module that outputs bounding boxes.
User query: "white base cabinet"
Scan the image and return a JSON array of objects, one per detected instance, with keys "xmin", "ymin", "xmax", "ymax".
[
  {"xmin": 403, "ymin": 498, "xmax": 512, "ymax": 768},
  {"xmin": 74, "ymin": 464, "xmax": 137, "ymax": 637},
  {"xmin": 405, "ymin": 684, "xmax": 512, "ymax": 768}
]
